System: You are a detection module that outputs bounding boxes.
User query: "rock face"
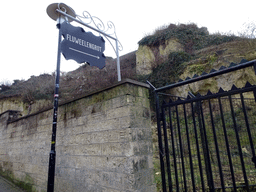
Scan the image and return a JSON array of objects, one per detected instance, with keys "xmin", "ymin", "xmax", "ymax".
[
  {"xmin": 136, "ymin": 36, "xmax": 256, "ymax": 98},
  {"xmin": 136, "ymin": 45, "xmax": 155, "ymax": 75},
  {"xmin": 159, "ymin": 39, "xmax": 184, "ymax": 59},
  {"xmin": 172, "ymin": 40, "xmax": 256, "ymax": 98},
  {"xmin": 172, "ymin": 67, "xmax": 256, "ymax": 98},
  {"xmin": 136, "ymin": 39, "xmax": 184, "ymax": 75}
]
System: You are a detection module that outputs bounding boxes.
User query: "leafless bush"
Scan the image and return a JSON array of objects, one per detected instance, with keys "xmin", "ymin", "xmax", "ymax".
[{"xmin": 238, "ymin": 21, "xmax": 256, "ymax": 39}]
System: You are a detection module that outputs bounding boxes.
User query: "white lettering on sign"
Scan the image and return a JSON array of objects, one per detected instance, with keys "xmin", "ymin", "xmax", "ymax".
[{"xmin": 66, "ymin": 34, "xmax": 102, "ymax": 52}]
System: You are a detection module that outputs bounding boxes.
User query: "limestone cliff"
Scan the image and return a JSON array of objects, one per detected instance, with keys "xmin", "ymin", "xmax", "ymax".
[
  {"xmin": 136, "ymin": 38, "xmax": 184, "ymax": 75},
  {"xmin": 136, "ymin": 45, "xmax": 155, "ymax": 75},
  {"xmin": 172, "ymin": 39, "xmax": 256, "ymax": 97}
]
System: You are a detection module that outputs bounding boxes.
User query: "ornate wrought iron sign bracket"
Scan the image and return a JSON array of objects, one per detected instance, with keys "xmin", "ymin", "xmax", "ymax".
[{"xmin": 53, "ymin": 3, "xmax": 123, "ymax": 81}]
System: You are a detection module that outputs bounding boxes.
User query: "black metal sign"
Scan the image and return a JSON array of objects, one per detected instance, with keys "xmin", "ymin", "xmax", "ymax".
[{"xmin": 61, "ymin": 22, "xmax": 106, "ymax": 69}]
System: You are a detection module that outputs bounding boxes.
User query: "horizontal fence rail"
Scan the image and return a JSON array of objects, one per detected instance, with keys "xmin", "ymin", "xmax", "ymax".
[{"xmin": 153, "ymin": 59, "xmax": 256, "ymax": 93}]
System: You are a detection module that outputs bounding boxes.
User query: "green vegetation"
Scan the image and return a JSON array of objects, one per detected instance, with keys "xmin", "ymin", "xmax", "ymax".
[
  {"xmin": 137, "ymin": 51, "xmax": 192, "ymax": 88},
  {"xmin": 0, "ymin": 74, "xmax": 55, "ymax": 104},
  {"xmin": 0, "ymin": 54, "xmax": 137, "ymax": 106},
  {"xmin": 138, "ymin": 23, "xmax": 240, "ymax": 53},
  {"xmin": 0, "ymin": 164, "xmax": 35, "ymax": 192}
]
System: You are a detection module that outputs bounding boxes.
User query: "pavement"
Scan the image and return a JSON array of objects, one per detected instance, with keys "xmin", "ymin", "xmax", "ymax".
[{"xmin": 0, "ymin": 176, "xmax": 24, "ymax": 192}]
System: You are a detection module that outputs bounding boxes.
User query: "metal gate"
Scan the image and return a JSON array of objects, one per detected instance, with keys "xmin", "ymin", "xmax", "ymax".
[{"xmin": 148, "ymin": 59, "xmax": 256, "ymax": 191}]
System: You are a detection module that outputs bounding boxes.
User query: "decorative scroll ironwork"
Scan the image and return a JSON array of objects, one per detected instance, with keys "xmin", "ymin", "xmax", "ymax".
[
  {"xmin": 57, "ymin": 3, "xmax": 123, "ymax": 55},
  {"xmin": 57, "ymin": 3, "xmax": 68, "ymax": 13},
  {"xmin": 76, "ymin": 11, "xmax": 123, "ymax": 53}
]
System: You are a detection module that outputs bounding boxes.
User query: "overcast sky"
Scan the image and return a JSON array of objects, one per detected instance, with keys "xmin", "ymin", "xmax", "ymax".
[{"xmin": 1, "ymin": 0, "xmax": 255, "ymax": 83}]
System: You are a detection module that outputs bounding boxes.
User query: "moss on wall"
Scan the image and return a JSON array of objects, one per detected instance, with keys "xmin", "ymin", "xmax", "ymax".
[{"xmin": 0, "ymin": 162, "xmax": 35, "ymax": 192}]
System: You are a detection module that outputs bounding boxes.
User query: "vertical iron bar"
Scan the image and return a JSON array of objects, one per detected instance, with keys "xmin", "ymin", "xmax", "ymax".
[
  {"xmin": 175, "ymin": 105, "xmax": 188, "ymax": 191},
  {"xmin": 198, "ymin": 101, "xmax": 215, "ymax": 191},
  {"xmin": 240, "ymin": 93, "xmax": 256, "ymax": 168},
  {"xmin": 183, "ymin": 103, "xmax": 196, "ymax": 192},
  {"xmin": 218, "ymin": 97, "xmax": 237, "ymax": 191},
  {"xmin": 115, "ymin": 39, "xmax": 121, "ymax": 81},
  {"xmin": 208, "ymin": 99, "xmax": 225, "ymax": 191},
  {"xmin": 254, "ymin": 87, "xmax": 256, "ymax": 103},
  {"xmin": 155, "ymin": 92, "xmax": 167, "ymax": 192},
  {"xmin": 169, "ymin": 107, "xmax": 179, "ymax": 192},
  {"xmin": 191, "ymin": 102, "xmax": 205, "ymax": 191},
  {"xmin": 47, "ymin": 22, "xmax": 62, "ymax": 192},
  {"xmin": 162, "ymin": 106, "xmax": 172, "ymax": 192},
  {"xmin": 228, "ymin": 95, "xmax": 249, "ymax": 191}
]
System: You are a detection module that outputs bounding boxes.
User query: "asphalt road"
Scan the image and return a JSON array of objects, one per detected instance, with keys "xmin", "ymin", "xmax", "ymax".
[{"xmin": 0, "ymin": 176, "xmax": 24, "ymax": 192}]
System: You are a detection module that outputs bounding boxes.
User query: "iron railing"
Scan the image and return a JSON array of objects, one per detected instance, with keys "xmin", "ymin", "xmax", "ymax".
[{"xmin": 148, "ymin": 59, "xmax": 256, "ymax": 192}]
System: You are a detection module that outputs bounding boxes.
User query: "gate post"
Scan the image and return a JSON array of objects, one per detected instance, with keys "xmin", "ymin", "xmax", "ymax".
[
  {"xmin": 155, "ymin": 91, "xmax": 167, "ymax": 192},
  {"xmin": 147, "ymin": 80, "xmax": 167, "ymax": 192}
]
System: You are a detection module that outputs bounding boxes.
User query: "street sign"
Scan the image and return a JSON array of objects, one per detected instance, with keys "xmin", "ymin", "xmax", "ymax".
[{"xmin": 61, "ymin": 22, "xmax": 106, "ymax": 69}]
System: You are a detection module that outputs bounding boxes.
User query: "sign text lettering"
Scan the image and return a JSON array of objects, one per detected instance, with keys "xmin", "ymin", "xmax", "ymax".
[{"xmin": 66, "ymin": 34, "xmax": 102, "ymax": 52}]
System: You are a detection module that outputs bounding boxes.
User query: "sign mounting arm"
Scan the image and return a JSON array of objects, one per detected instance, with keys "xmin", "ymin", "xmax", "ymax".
[{"xmin": 56, "ymin": 8, "xmax": 123, "ymax": 81}]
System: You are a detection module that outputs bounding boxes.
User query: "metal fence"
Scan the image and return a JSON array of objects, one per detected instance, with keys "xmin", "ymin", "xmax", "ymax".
[{"xmin": 148, "ymin": 59, "xmax": 256, "ymax": 192}]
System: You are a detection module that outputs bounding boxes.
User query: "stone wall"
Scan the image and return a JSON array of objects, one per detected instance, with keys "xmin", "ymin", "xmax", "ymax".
[{"xmin": 0, "ymin": 79, "xmax": 156, "ymax": 192}]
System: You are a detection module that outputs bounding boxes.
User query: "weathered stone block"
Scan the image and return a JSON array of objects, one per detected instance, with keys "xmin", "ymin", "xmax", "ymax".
[
  {"xmin": 106, "ymin": 106, "xmax": 131, "ymax": 120},
  {"xmin": 101, "ymin": 143, "xmax": 123, "ymax": 156}
]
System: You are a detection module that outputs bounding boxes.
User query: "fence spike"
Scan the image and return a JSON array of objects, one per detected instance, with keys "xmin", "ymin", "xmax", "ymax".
[
  {"xmin": 186, "ymin": 95, "xmax": 192, "ymax": 100},
  {"xmin": 210, "ymin": 69, "xmax": 217, "ymax": 73},
  {"xmin": 193, "ymin": 74, "xmax": 199, "ymax": 78},
  {"xmin": 244, "ymin": 81, "xmax": 252, "ymax": 88},
  {"xmin": 229, "ymin": 62, "xmax": 237, "ymax": 68},
  {"xmin": 207, "ymin": 90, "xmax": 213, "ymax": 95},
  {"xmin": 219, "ymin": 66, "xmax": 226, "ymax": 70},
  {"xmin": 185, "ymin": 77, "xmax": 191, "ymax": 80},
  {"xmin": 254, "ymin": 89, "xmax": 256, "ymax": 103},
  {"xmin": 178, "ymin": 79, "xmax": 183, "ymax": 82},
  {"xmin": 218, "ymin": 87, "xmax": 225, "ymax": 93},
  {"xmin": 169, "ymin": 98, "xmax": 173, "ymax": 103},
  {"xmin": 201, "ymin": 71, "xmax": 208, "ymax": 76},
  {"xmin": 239, "ymin": 58, "xmax": 248, "ymax": 64},
  {"xmin": 196, "ymin": 93, "xmax": 202, "ymax": 97},
  {"xmin": 231, "ymin": 84, "xmax": 238, "ymax": 90},
  {"xmin": 254, "ymin": 62, "xmax": 256, "ymax": 75}
]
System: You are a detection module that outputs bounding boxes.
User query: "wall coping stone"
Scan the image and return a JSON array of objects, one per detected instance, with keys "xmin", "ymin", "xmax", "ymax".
[{"xmin": 7, "ymin": 79, "xmax": 150, "ymax": 123}]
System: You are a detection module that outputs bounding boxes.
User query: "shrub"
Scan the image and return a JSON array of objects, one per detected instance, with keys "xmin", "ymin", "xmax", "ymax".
[
  {"xmin": 138, "ymin": 51, "xmax": 192, "ymax": 88},
  {"xmin": 168, "ymin": 51, "xmax": 192, "ymax": 66},
  {"xmin": 138, "ymin": 23, "xmax": 241, "ymax": 53},
  {"xmin": 0, "ymin": 84, "xmax": 11, "ymax": 92}
]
